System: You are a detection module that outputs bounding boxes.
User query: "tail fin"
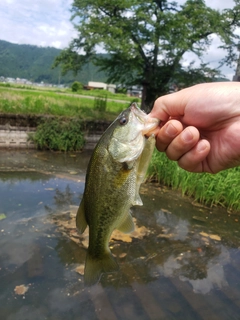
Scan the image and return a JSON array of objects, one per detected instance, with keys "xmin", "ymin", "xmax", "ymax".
[{"xmin": 84, "ymin": 252, "xmax": 119, "ymax": 286}]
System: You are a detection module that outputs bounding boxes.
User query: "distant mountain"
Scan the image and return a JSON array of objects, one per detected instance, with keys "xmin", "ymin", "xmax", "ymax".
[{"xmin": 0, "ymin": 40, "xmax": 107, "ymax": 85}]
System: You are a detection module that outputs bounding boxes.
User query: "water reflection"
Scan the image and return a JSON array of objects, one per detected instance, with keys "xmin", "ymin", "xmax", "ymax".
[
  {"xmin": 155, "ymin": 209, "xmax": 190, "ymax": 241},
  {"xmin": 179, "ymin": 246, "xmax": 229, "ymax": 294},
  {"xmin": 141, "ymin": 194, "xmax": 239, "ymax": 295},
  {"xmin": 154, "ymin": 209, "xmax": 225, "ymax": 284},
  {"xmin": 0, "ymin": 151, "xmax": 240, "ymax": 320}
]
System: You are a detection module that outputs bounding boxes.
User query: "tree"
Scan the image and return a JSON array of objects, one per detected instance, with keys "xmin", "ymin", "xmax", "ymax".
[
  {"xmin": 71, "ymin": 81, "xmax": 83, "ymax": 92},
  {"xmin": 54, "ymin": 0, "xmax": 240, "ymax": 109}
]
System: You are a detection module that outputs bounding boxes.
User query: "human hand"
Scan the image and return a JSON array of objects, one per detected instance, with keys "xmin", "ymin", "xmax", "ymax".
[{"xmin": 149, "ymin": 82, "xmax": 240, "ymax": 173}]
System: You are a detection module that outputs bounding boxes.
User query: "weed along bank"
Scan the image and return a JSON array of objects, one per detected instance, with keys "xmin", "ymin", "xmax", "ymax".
[{"xmin": 0, "ymin": 114, "xmax": 111, "ymax": 151}]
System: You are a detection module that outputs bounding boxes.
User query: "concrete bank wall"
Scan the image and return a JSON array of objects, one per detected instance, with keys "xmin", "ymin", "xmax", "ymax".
[{"xmin": 0, "ymin": 126, "xmax": 35, "ymax": 148}]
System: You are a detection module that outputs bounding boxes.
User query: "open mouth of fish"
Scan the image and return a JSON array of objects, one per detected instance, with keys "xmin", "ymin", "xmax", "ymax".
[{"xmin": 130, "ymin": 103, "xmax": 159, "ymax": 136}]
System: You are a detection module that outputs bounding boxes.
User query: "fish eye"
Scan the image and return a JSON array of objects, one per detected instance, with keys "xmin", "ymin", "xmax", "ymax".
[{"xmin": 119, "ymin": 116, "xmax": 128, "ymax": 125}]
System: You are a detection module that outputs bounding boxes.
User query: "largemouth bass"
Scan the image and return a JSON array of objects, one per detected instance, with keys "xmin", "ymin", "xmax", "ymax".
[{"xmin": 76, "ymin": 103, "xmax": 159, "ymax": 285}]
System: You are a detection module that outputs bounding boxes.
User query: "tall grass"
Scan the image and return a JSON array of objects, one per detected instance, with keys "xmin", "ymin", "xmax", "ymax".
[{"xmin": 147, "ymin": 150, "xmax": 240, "ymax": 212}]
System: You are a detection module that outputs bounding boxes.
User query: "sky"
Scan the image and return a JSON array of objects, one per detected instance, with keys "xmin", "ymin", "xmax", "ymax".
[{"xmin": 0, "ymin": 0, "xmax": 237, "ymax": 79}]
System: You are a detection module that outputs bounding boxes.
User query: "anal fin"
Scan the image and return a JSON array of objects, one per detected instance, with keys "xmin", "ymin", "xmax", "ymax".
[{"xmin": 117, "ymin": 212, "xmax": 135, "ymax": 234}]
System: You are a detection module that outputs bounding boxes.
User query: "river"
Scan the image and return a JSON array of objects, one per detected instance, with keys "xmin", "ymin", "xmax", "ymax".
[{"xmin": 0, "ymin": 150, "xmax": 239, "ymax": 320}]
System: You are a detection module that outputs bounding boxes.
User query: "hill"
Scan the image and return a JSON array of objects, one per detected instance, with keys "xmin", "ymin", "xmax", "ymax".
[{"xmin": 0, "ymin": 40, "xmax": 107, "ymax": 85}]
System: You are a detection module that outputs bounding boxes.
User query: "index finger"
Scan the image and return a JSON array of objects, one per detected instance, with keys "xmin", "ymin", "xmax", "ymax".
[{"xmin": 149, "ymin": 91, "xmax": 186, "ymax": 122}]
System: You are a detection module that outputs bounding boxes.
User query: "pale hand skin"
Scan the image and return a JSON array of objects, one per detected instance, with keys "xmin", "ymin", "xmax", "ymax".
[{"xmin": 149, "ymin": 82, "xmax": 240, "ymax": 173}]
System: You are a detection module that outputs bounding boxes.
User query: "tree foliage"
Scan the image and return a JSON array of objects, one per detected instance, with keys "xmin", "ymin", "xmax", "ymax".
[{"xmin": 55, "ymin": 0, "xmax": 240, "ymax": 108}]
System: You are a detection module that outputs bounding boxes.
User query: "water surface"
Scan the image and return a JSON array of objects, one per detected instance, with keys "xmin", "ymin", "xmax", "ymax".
[{"xmin": 0, "ymin": 150, "xmax": 239, "ymax": 320}]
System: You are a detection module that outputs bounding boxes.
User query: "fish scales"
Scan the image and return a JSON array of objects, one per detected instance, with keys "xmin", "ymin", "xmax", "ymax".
[{"xmin": 76, "ymin": 103, "xmax": 159, "ymax": 285}]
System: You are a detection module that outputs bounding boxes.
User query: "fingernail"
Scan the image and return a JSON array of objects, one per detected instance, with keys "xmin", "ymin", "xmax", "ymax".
[
  {"xmin": 182, "ymin": 128, "xmax": 194, "ymax": 142},
  {"xmin": 166, "ymin": 123, "xmax": 178, "ymax": 137},
  {"xmin": 196, "ymin": 140, "xmax": 208, "ymax": 152}
]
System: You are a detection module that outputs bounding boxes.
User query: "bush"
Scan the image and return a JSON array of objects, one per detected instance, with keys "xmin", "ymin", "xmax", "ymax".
[
  {"xmin": 29, "ymin": 118, "xmax": 85, "ymax": 151},
  {"xmin": 71, "ymin": 81, "xmax": 83, "ymax": 92}
]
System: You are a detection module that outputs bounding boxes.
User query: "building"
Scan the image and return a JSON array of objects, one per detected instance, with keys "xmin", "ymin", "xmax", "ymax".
[{"xmin": 87, "ymin": 81, "xmax": 116, "ymax": 93}]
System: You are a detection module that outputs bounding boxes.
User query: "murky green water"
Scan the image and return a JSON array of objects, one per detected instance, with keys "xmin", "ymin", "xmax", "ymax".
[{"xmin": 0, "ymin": 150, "xmax": 239, "ymax": 320}]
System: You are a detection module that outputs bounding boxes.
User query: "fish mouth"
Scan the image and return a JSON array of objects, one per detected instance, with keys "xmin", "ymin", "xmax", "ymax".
[{"xmin": 130, "ymin": 103, "xmax": 159, "ymax": 135}]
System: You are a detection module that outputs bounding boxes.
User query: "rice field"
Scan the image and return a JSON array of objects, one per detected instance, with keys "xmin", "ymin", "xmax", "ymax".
[{"xmin": 0, "ymin": 86, "xmax": 130, "ymax": 120}]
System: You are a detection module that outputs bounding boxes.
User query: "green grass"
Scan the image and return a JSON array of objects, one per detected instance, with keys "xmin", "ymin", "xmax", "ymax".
[
  {"xmin": 147, "ymin": 150, "xmax": 240, "ymax": 212},
  {"xmin": 0, "ymin": 86, "xmax": 129, "ymax": 120}
]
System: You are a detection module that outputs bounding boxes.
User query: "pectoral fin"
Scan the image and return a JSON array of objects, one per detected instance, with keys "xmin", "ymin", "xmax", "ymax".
[
  {"xmin": 132, "ymin": 194, "xmax": 143, "ymax": 206},
  {"xmin": 134, "ymin": 135, "xmax": 156, "ymax": 205},
  {"xmin": 117, "ymin": 212, "xmax": 135, "ymax": 233},
  {"xmin": 76, "ymin": 198, "xmax": 88, "ymax": 234},
  {"xmin": 137, "ymin": 134, "xmax": 156, "ymax": 180}
]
